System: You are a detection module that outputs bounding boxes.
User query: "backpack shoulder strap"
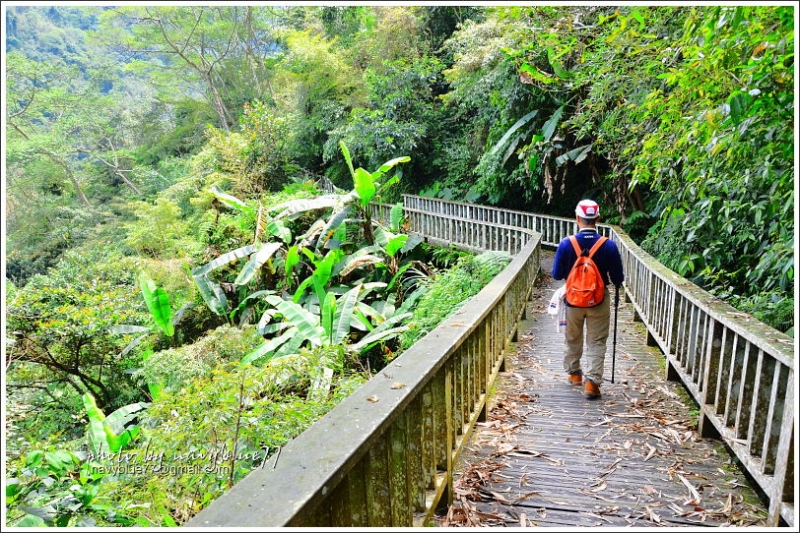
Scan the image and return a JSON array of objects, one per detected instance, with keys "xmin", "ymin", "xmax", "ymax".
[
  {"xmin": 587, "ymin": 236, "xmax": 608, "ymax": 258},
  {"xmin": 568, "ymin": 235, "xmax": 582, "ymax": 257}
]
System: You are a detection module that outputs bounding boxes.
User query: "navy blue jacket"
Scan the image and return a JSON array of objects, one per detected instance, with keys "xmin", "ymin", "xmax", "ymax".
[{"xmin": 552, "ymin": 229, "xmax": 624, "ymax": 289}]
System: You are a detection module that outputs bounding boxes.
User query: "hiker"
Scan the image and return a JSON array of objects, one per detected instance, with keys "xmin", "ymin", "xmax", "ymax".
[{"xmin": 551, "ymin": 199, "xmax": 624, "ymax": 399}]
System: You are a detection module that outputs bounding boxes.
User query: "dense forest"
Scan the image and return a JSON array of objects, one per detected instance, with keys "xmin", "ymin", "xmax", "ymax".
[{"xmin": 3, "ymin": 5, "xmax": 794, "ymax": 526}]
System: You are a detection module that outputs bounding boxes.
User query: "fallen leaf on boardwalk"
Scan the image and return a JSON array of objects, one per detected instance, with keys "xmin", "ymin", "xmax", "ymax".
[
  {"xmin": 640, "ymin": 485, "xmax": 658, "ymax": 495},
  {"xmin": 644, "ymin": 443, "xmax": 657, "ymax": 461},
  {"xmin": 678, "ymin": 474, "xmax": 702, "ymax": 504},
  {"xmin": 519, "ymin": 512, "xmax": 527, "ymax": 527},
  {"xmin": 646, "ymin": 505, "xmax": 661, "ymax": 523},
  {"xmin": 512, "ymin": 491, "xmax": 540, "ymax": 504},
  {"xmin": 367, "ymin": 395, "xmax": 379, "ymax": 402},
  {"xmin": 577, "ymin": 488, "xmax": 616, "ymax": 503},
  {"xmin": 582, "ymin": 512, "xmax": 611, "ymax": 523},
  {"xmin": 590, "ymin": 481, "xmax": 607, "ymax": 493},
  {"xmin": 390, "ymin": 382, "xmax": 406, "ymax": 389},
  {"xmin": 511, "ymin": 449, "xmax": 563, "ymax": 466},
  {"xmin": 590, "ymin": 417, "xmax": 614, "ymax": 427}
]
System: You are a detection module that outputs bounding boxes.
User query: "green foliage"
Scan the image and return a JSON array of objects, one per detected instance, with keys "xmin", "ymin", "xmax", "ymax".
[
  {"xmin": 137, "ymin": 325, "xmax": 264, "ymax": 394},
  {"xmin": 125, "ymin": 197, "xmax": 197, "ymax": 258},
  {"xmin": 138, "ymin": 273, "xmax": 175, "ymax": 337},
  {"xmin": 5, "ymin": 446, "xmax": 131, "ymax": 527},
  {"xmin": 103, "ymin": 347, "xmax": 369, "ymax": 524},
  {"xmin": 632, "ymin": 7, "xmax": 794, "ymax": 302},
  {"xmin": 400, "ymin": 251, "xmax": 510, "ymax": 349},
  {"xmin": 82, "ymin": 393, "xmax": 147, "ymax": 456},
  {"xmin": 324, "ymin": 56, "xmax": 443, "ymax": 187}
]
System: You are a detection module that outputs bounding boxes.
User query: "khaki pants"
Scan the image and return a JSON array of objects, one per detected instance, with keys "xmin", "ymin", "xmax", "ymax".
[{"xmin": 563, "ymin": 289, "xmax": 611, "ymax": 385}]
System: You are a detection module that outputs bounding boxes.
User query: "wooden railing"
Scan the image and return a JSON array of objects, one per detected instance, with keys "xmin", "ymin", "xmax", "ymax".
[
  {"xmin": 402, "ymin": 195, "xmax": 795, "ymax": 527},
  {"xmin": 187, "ymin": 198, "xmax": 542, "ymax": 527},
  {"xmin": 187, "ymin": 195, "xmax": 793, "ymax": 527}
]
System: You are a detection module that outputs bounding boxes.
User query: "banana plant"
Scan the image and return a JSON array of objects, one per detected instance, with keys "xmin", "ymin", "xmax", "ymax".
[
  {"xmin": 242, "ymin": 284, "xmax": 412, "ymax": 366},
  {"xmin": 82, "ymin": 393, "xmax": 148, "ymax": 457}
]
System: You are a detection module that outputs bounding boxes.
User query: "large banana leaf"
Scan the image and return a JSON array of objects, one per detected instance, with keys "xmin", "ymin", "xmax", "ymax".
[
  {"xmin": 82, "ymin": 393, "xmax": 112, "ymax": 456},
  {"xmin": 209, "ymin": 185, "xmax": 255, "ymax": 216},
  {"xmin": 298, "ymin": 219, "xmax": 327, "ymax": 248},
  {"xmin": 331, "ymin": 285, "xmax": 361, "ymax": 345},
  {"xmin": 235, "ymin": 242, "xmax": 282, "ymax": 286},
  {"xmin": 241, "ymin": 329, "xmax": 295, "ymax": 365},
  {"xmin": 274, "ymin": 300, "xmax": 325, "ymax": 346},
  {"xmin": 354, "ymin": 167, "xmax": 376, "ymax": 208},
  {"xmin": 104, "ymin": 401, "xmax": 148, "ymax": 435},
  {"xmin": 193, "ymin": 244, "xmax": 258, "ymax": 276},
  {"xmin": 400, "ymin": 234, "xmax": 424, "ymax": 254},
  {"xmin": 386, "ymin": 234, "xmax": 408, "ymax": 258},
  {"xmin": 315, "ymin": 207, "xmax": 352, "ymax": 251},
  {"xmin": 193, "ymin": 273, "xmax": 228, "ymax": 316},
  {"xmin": 541, "ymin": 105, "xmax": 565, "ymax": 142},
  {"xmin": 82, "ymin": 394, "xmax": 146, "ymax": 455},
  {"xmin": 489, "ymin": 110, "xmax": 539, "ymax": 156},
  {"xmin": 338, "ymin": 255, "xmax": 383, "ymax": 277},
  {"xmin": 285, "ymin": 245, "xmax": 301, "ymax": 281},
  {"xmin": 350, "ymin": 312, "xmax": 412, "ymax": 353},
  {"xmin": 266, "ymin": 217, "xmax": 292, "ymax": 243},
  {"xmin": 339, "ymin": 140, "xmax": 356, "ymax": 178},
  {"xmin": 271, "ymin": 195, "xmax": 341, "ymax": 221},
  {"xmin": 375, "ymin": 156, "xmax": 411, "ymax": 176},
  {"xmin": 555, "ymin": 143, "xmax": 593, "ymax": 166},
  {"xmin": 389, "ymin": 203, "xmax": 404, "ymax": 233},
  {"xmin": 321, "ymin": 292, "xmax": 336, "ymax": 344},
  {"xmin": 138, "ymin": 273, "xmax": 174, "ymax": 337}
]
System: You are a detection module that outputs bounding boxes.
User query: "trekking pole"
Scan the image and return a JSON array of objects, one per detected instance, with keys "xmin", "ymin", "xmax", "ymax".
[{"xmin": 611, "ymin": 285, "xmax": 620, "ymax": 383}]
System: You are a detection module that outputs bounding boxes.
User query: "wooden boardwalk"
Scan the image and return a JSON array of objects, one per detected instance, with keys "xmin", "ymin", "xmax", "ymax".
[{"xmin": 437, "ymin": 254, "xmax": 770, "ymax": 528}]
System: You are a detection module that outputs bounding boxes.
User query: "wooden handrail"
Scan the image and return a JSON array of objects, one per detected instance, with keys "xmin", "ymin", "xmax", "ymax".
[
  {"xmin": 401, "ymin": 195, "xmax": 795, "ymax": 527},
  {"xmin": 187, "ymin": 195, "xmax": 793, "ymax": 527},
  {"xmin": 187, "ymin": 199, "xmax": 541, "ymax": 527}
]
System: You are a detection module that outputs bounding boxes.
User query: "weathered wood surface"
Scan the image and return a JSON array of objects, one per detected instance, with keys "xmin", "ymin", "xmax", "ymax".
[{"xmin": 439, "ymin": 255, "xmax": 770, "ymax": 527}]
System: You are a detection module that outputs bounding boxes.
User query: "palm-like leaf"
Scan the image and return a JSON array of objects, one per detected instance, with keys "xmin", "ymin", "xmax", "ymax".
[
  {"xmin": 389, "ymin": 203, "xmax": 404, "ymax": 233},
  {"xmin": 234, "ymin": 242, "xmax": 282, "ymax": 286},
  {"xmin": 490, "ymin": 110, "xmax": 539, "ymax": 156},
  {"xmin": 210, "ymin": 185, "xmax": 255, "ymax": 216},
  {"xmin": 271, "ymin": 195, "xmax": 341, "ymax": 221},
  {"xmin": 193, "ymin": 273, "xmax": 228, "ymax": 315},
  {"xmin": 350, "ymin": 312, "xmax": 412, "ymax": 353},
  {"xmin": 139, "ymin": 273, "xmax": 174, "ymax": 337}
]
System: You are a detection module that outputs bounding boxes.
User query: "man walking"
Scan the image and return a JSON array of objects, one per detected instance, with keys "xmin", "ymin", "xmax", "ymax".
[{"xmin": 551, "ymin": 199, "xmax": 624, "ymax": 399}]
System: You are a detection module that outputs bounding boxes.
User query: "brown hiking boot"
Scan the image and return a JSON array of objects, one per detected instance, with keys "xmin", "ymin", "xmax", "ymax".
[
  {"xmin": 584, "ymin": 380, "xmax": 601, "ymax": 399},
  {"xmin": 567, "ymin": 372, "xmax": 583, "ymax": 385}
]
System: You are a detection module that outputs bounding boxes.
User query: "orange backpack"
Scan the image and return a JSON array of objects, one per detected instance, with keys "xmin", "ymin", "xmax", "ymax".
[{"xmin": 565, "ymin": 235, "xmax": 608, "ymax": 308}]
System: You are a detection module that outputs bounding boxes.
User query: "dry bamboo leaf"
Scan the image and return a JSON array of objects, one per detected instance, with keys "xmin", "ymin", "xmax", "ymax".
[
  {"xmin": 646, "ymin": 505, "xmax": 661, "ymax": 523},
  {"xmin": 519, "ymin": 512, "xmax": 527, "ymax": 527},
  {"xmin": 644, "ymin": 443, "xmax": 657, "ymax": 461},
  {"xmin": 590, "ymin": 481, "xmax": 607, "ymax": 493},
  {"xmin": 678, "ymin": 474, "xmax": 702, "ymax": 504},
  {"xmin": 512, "ymin": 491, "xmax": 540, "ymax": 504},
  {"xmin": 389, "ymin": 382, "xmax": 406, "ymax": 389}
]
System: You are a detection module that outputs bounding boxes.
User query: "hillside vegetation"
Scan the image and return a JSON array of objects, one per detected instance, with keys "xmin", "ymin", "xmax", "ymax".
[{"xmin": 3, "ymin": 5, "xmax": 794, "ymax": 526}]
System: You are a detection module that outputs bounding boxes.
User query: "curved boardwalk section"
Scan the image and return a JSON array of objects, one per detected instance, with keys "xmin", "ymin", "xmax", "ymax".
[{"xmin": 439, "ymin": 256, "xmax": 769, "ymax": 527}]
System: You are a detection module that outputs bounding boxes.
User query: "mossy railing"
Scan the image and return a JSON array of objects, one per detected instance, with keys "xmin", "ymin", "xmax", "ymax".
[
  {"xmin": 187, "ymin": 197, "xmax": 541, "ymax": 527},
  {"xmin": 188, "ymin": 195, "xmax": 793, "ymax": 527}
]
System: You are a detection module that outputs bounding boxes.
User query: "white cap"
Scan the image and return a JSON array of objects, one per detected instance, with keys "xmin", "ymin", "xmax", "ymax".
[{"xmin": 575, "ymin": 199, "xmax": 600, "ymax": 219}]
